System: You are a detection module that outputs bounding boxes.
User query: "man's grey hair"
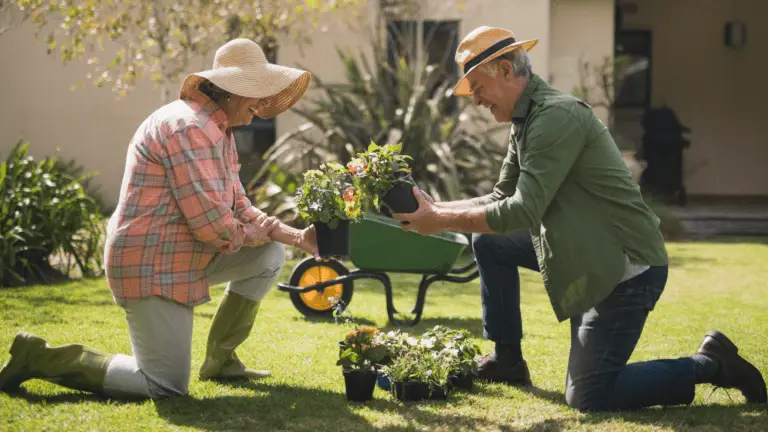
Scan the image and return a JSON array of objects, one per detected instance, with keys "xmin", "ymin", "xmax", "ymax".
[{"xmin": 480, "ymin": 49, "xmax": 532, "ymax": 78}]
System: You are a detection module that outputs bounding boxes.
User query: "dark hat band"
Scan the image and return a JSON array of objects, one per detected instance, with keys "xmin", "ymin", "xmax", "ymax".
[{"xmin": 463, "ymin": 37, "xmax": 517, "ymax": 75}]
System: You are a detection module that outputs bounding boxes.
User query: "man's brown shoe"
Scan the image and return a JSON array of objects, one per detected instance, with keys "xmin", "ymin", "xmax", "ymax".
[
  {"xmin": 476, "ymin": 355, "xmax": 532, "ymax": 387},
  {"xmin": 697, "ymin": 330, "xmax": 767, "ymax": 403}
]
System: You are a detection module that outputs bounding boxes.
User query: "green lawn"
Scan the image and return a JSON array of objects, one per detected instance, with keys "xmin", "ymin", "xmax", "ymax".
[{"xmin": 1, "ymin": 238, "xmax": 767, "ymax": 431}]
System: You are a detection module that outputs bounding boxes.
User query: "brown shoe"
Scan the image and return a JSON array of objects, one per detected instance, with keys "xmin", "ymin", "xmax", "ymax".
[
  {"xmin": 696, "ymin": 330, "xmax": 767, "ymax": 403},
  {"xmin": 476, "ymin": 354, "xmax": 532, "ymax": 387}
]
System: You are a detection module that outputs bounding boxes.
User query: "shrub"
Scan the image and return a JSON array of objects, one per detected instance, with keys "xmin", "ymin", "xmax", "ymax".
[{"xmin": 0, "ymin": 140, "xmax": 104, "ymax": 287}]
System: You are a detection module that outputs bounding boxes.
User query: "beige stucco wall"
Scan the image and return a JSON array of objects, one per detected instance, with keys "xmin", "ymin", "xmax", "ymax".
[
  {"xmin": 1, "ymin": 0, "xmax": 623, "ymax": 209},
  {"xmin": 550, "ymin": 0, "xmax": 614, "ymax": 126},
  {"xmin": 0, "ymin": 24, "xmax": 167, "ymax": 211},
  {"xmin": 0, "ymin": 6, "xmax": 375, "ymax": 210},
  {"xmin": 621, "ymin": 0, "xmax": 768, "ymax": 197}
]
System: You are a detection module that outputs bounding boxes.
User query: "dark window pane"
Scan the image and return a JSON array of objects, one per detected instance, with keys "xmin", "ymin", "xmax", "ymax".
[
  {"xmin": 615, "ymin": 31, "xmax": 652, "ymax": 108},
  {"xmin": 423, "ymin": 20, "xmax": 459, "ymax": 113}
]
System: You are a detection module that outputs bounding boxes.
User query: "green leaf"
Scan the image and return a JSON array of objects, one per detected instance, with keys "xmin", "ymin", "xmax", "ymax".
[{"xmin": 367, "ymin": 141, "xmax": 380, "ymax": 152}]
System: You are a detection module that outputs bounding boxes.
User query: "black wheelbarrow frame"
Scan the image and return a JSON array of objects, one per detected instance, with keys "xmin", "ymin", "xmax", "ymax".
[{"xmin": 276, "ymin": 213, "xmax": 480, "ymax": 326}]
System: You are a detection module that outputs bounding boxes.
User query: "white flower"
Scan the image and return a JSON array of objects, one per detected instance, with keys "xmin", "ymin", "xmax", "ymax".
[
  {"xmin": 407, "ymin": 337, "xmax": 418, "ymax": 346},
  {"xmin": 420, "ymin": 337, "xmax": 436, "ymax": 349}
]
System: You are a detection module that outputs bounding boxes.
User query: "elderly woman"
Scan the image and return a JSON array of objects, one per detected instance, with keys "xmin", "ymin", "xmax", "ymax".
[{"xmin": 0, "ymin": 39, "xmax": 317, "ymax": 399}]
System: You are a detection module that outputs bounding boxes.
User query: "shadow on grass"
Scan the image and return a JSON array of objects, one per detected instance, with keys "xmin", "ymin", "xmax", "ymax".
[
  {"xmin": 292, "ymin": 314, "xmax": 378, "ymax": 327},
  {"xmin": 678, "ymin": 236, "xmax": 768, "ymax": 246},
  {"xmin": 4, "ymin": 387, "xmax": 143, "ymax": 406},
  {"xmin": 154, "ymin": 380, "xmax": 511, "ymax": 431},
  {"xmin": 0, "ymin": 294, "xmax": 114, "ymax": 307},
  {"xmin": 575, "ymin": 402, "xmax": 767, "ymax": 431},
  {"xmin": 667, "ymin": 255, "xmax": 715, "ymax": 268}
]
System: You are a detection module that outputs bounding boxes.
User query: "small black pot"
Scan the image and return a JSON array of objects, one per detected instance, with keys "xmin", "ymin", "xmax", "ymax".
[
  {"xmin": 449, "ymin": 372, "xmax": 475, "ymax": 392},
  {"xmin": 382, "ymin": 175, "xmax": 419, "ymax": 214},
  {"xmin": 392, "ymin": 381, "xmax": 449, "ymax": 401},
  {"xmin": 343, "ymin": 369, "xmax": 377, "ymax": 402},
  {"xmin": 314, "ymin": 220, "xmax": 350, "ymax": 257}
]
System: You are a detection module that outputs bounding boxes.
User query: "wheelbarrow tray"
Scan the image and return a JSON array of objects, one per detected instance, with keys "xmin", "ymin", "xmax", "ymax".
[{"xmin": 348, "ymin": 213, "xmax": 469, "ymax": 275}]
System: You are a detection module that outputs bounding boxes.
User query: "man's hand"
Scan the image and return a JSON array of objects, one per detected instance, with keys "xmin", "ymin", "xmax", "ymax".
[
  {"xmin": 392, "ymin": 187, "xmax": 496, "ymax": 234},
  {"xmin": 390, "ymin": 187, "xmax": 445, "ymax": 236},
  {"xmin": 419, "ymin": 189, "xmax": 435, "ymax": 204}
]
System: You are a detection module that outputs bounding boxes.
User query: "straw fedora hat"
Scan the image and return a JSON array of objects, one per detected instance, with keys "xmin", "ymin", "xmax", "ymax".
[
  {"xmin": 179, "ymin": 38, "xmax": 311, "ymax": 119},
  {"xmin": 453, "ymin": 26, "xmax": 538, "ymax": 97}
]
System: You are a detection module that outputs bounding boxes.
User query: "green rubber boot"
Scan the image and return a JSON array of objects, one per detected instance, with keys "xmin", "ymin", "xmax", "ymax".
[
  {"xmin": 199, "ymin": 291, "xmax": 270, "ymax": 381},
  {"xmin": 0, "ymin": 332, "xmax": 110, "ymax": 395}
]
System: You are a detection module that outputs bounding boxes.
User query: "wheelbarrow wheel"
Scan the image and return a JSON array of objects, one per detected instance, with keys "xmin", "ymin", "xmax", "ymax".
[{"xmin": 288, "ymin": 257, "xmax": 354, "ymax": 317}]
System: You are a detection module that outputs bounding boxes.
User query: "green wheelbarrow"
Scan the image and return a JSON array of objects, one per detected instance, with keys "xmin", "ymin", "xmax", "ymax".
[{"xmin": 276, "ymin": 213, "xmax": 480, "ymax": 326}]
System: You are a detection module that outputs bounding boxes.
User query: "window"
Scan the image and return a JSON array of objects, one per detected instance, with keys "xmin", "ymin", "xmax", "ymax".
[
  {"xmin": 385, "ymin": 19, "xmax": 460, "ymax": 113},
  {"xmin": 614, "ymin": 30, "xmax": 652, "ymax": 108}
]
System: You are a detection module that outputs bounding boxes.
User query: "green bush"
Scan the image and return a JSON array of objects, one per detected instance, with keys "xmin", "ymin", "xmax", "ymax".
[{"xmin": 0, "ymin": 140, "xmax": 104, "ymax": 287}]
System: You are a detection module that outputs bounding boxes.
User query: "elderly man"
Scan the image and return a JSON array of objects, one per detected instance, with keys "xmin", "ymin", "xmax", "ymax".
[
  {"xmin": 0, "ymin": 39, "xmax": 318, "ymax": 399},
  {"xmin": 392, "ymin": 26, "xmax": 766, "ymax": 411}
]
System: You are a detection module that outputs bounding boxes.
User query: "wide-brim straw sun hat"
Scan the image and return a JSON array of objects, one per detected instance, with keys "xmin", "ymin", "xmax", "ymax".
[
  {"xmin": 179, "ymin": 38, "xmax": 311, "ymax": 119},
  {"xmin": 453, "ymin": 26, "xmax": 538, "ymax": 97}
]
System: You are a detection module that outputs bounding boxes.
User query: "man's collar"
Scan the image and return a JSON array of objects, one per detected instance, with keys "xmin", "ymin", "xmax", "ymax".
[
  {"xmin": 510, "ymin": 74, "xmax": 542, "ymax": 123},
  {"xmin": 183, "ymin": 87, "xmax": 230, "ymax": 134}
]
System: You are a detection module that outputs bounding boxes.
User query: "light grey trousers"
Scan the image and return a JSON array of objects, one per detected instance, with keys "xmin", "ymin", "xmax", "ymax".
[{"xmin": 102, "ymin": 242, "xmax": 285, "ymax": 399}]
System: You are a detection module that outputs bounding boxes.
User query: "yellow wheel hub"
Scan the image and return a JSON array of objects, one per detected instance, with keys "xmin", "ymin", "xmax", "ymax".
[{"xmin": 298, "ymin": 265, "xmax": 343, "ymax": 311}]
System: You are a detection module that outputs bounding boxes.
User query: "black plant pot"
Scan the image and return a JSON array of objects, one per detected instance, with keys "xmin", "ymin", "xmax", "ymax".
[
  {"xmin": 343, "ymin": 369, "xmax": 377, "ymax": 402},
  {"xmin": 314, "ymin": 220, "xmax": 350, "ymax": 257},
  {"xmin": 392, "ymin": 381, "xmax": 449, "ymax": 402},
  {"xmin": 382, "ymin": 175, "xmax": 419, "ymax": 214},
  {"xmin": 448, "ymin": 372, "xmax": 475, "ymax": 392}
]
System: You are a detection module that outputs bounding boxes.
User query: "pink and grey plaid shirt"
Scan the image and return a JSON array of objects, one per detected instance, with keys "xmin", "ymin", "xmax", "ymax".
[{"xmin": 105, "ymin": 89, "xmax": 271, "ymax": 307}]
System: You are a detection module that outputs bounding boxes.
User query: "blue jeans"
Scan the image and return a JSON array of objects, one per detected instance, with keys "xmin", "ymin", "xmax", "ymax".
[{"xmin": 472, "ymin": 231, "xmax": 697, "ymax": 411}]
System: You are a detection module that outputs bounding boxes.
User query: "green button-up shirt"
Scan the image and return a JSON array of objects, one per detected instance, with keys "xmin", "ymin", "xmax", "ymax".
[{"xmin": 481, "ymin": 74, "xmax": 668, "ymax": 322}]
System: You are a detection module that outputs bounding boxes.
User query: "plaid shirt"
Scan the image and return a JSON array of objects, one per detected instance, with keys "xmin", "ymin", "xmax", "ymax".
[{"xmin": 105, "ymin": 89, "xmax": 270, "ymax": 307}]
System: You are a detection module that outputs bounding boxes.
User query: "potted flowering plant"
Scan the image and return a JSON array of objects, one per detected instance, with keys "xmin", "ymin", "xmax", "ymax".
[
  {"xmin": 347, "ymin": 141, "xmax": 421, "ymax": 214},
  {"xmin": 370, "ymin": 330, "xmax": 413, "ymax": 391},
  {"xmin": 379, "ymin": 340, "xmax": 455, "ymax": 402},
  {"xmin": 294, "ymin": 162, "xmax": 364, "ymax": 257},
  {"xmin": 421, "ymin": 326, "xmax": 481, "ymax": 391},
  {"xmin": 337, "ymin": 327, "xmax": 389, "ymax": 402}
]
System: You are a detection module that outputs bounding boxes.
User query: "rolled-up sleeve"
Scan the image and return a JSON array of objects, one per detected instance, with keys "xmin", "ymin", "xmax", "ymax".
[
  {"xmin": 161, "ymin": 126, "xmax": 248, "ymax": 253},
  {"xmin": 484, "ymin": 105, "xmax": 586, "ymax": 233}
]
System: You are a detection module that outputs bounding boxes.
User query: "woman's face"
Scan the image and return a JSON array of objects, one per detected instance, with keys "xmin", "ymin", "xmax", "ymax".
[{"xmin": 223, "ymin": 95, "xmax": 264, "ymax": 127}]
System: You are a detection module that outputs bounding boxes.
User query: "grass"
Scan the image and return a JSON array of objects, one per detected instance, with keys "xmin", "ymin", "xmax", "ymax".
[{"xmin": 1, "ymin": 238, "xmax": 767, "ymax": 431}]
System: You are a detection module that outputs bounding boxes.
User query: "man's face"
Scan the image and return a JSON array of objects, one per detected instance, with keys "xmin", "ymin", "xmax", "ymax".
[
  {"xmin": 226, "ymin": 96, "xmax": 263, "ymax": 127},
  {"xmin": 467, "ymin": 60, "xmax": 523, "ymax": 123}
]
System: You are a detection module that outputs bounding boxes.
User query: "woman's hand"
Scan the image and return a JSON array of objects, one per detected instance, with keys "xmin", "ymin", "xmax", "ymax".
[
  {"xmin": 244, "ymin": 213, "xmax": 281, "ymax": 245},
  {"xmin": 265, "ymin": 220, "xmax": 318, "ymax": 257},
  {"xmin": 295, "ymin": 225, "xmax": 318, "ymax": 257},
  {"xmin": 254, "ymin": 213, "xmax": 281, "ymax": 234}
]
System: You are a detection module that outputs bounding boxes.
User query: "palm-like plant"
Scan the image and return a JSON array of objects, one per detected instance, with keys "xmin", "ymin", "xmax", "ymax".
[{"xmin": 253, "ymin": 35, "xmax": 507, "ymax": 222}]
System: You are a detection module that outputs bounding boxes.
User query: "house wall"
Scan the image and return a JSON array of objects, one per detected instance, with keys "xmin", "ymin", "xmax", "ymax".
[
  {"xmin": 620, "ymin": 0, "xmax": 768, "ymax": 197},
  {"xmin": 0, "ymin": 5, "xmax": 375, "ymax": 210},
  {"xmin": 550, "ymin": 0, "xmax": 615, "ymax": 126},
  {"xmin": 0, "ymin": 0, "xmax": 623, "ymax": 208}
]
